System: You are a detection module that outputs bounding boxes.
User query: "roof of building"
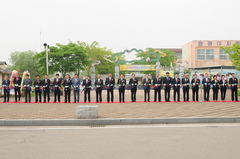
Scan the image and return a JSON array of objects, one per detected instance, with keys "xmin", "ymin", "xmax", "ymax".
[
  {"xmin": 188, "ymin": 65, "xmax": 236, "ymax": 70},
  {"xmin": 153, "ymin": 48, "xmax": 182, "ymax": 53},
  {"xmin": 0, "ymin": 61, "xmax": 7, "ymax": 65}
]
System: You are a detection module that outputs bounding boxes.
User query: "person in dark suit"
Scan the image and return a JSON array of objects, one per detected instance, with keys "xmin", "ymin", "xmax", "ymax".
[
  {"xmin": 23, "ymin": 74, "xmax": 32, "ymax": 103},
  {"xmin": 172, "ymin": 73, "xmax": 180, "ymax": 102},
  {"xmin": 42, "ymin": 75, "xmax": 50, "ymax": 103},
  {"xmin": 129, "ymin": 73, "xmax": 138, "ymax": 102},
  {"xmin": 13, "ymin": 72, "xmax": 22, "ymax": 102},
  {"xmin": 229, "ymin": 73, "xmax": 238, "ymax": 101},
  {"xmin": 163, "ymin": 72, "xmax": 172, "ymax": 102},
  {"xmin": 95, "ymin": 74, "xmax": 103, "ymax": 103},
  {"xmin": 53, "ymin": 74, "xmax": 62, "ymax": 103},
  {"xmin": 105, "ymin": 72, "xmax": 115, "ymax": 103},
  {"xmin": 2, "ymin": 75, "xmax": 10, "ymax": 102},
  {"xmin": 211, "ymin": 75, "xmax": 219, "ymax": 101},
  {"xmin": 142, "ymin": 74, "xmax": 151, "ymax": 102},
  {"xmin": 83, "ymin": 75, "xmax": 91, "ymax": 103},
  {"xmin": 72, "ymin": 74, "xmax": 81, "ymax": 103},
  {"xmin": 191, "ymin": 74, "xmax": 200, "ymax": 102},
  {"xmin": 63, "ymin": 74, "xmax": 72, "ymax": 103},
  {"xmin": 202, "ymin": 73, "xmax": 211, "ymax": 101},
  {"xmin": 153, "ymin": 73, "xmax": 162, "ymax": 102},
  {"xmin": 117, "ymin": 74, "xmax": 126, "ymax": 102},
  {"xmin": 182, "ymin": 74, "xmax": 190, "ymax": 102},
  {"xmin": 219, "ymin": 75, "xmax": 227, "ymax": 101},
  {"xmin": 34, "ymin": 75, "xmax": 43, "ymax": 103}
]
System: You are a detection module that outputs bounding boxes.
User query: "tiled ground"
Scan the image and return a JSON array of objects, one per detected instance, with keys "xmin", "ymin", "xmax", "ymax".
[{"xmin": 0, "ymin": 90, "xmax": 239, "ymax": 119}]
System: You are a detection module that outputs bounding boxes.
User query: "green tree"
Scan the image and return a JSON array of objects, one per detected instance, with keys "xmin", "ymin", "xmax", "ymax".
[
  {"xmin": 221, "ymin": 43, "xmax": 240, "ymax": 71},
  {"xmin": 34, "ymin": 42, "xmax": 90, "ymax": 77},
  {"xmin": 8, "ymin": 50, "xmax": 40, "ymax": 77}
]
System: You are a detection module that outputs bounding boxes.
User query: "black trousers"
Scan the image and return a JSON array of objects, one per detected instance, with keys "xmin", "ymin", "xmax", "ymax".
[
  {"xmin": 107, "ymin": 86, "xmax": 114, "ymax": 102},
  {"xmin": 25, "ymin": 89, "xmax": 31, "ymax": 102},
  {"xmin": 183, "ymin": 87, "xmax": 189, "ymax": 101},
  {"xmin": 220, "ymin": 87, "xmax": 227, "ymax": 100},
  {"xmin": 14, "ymin": 87, "xmax": 21, "ymax": 101},
  {"xmin": 154, "ymin": 87, "xmax": 161, "ymax": 102},
  {"xmin": 3, "ymin": 89, "xmax": 10, "ymax": 102},
  {"xmin": 73, "ymin": 88, "xmax": 80, "ymax": 102},
  {"xmin": 203, "ymin": 86, "xmax": 210, "ymax": 101},
  {"xmin": 164, "ymin": 86, "xmax": 171, "ymax": 101},
  {"xmin": 192, "ymin": 87, "xmax": 199, "ymax": 101},
  {"xmin": 131, "ymin": 87, "xmax": 137, "ymax": 102},
  {"xmin": 231, "ymin": 86, "xmax": 238, "ymax": 101},
  {"xmin": 144, "ymin": 87, "xmax": 150, "ymax": 102},
  {"xmin": 54, "ymin": 88, "xmax": 61, "ymax": 102},
  {"xmin": 64, "ymin": 88, "xmax": 71, "ymax": 102},
  {"xmin": 43, "ymin": 89, "xmax": 50, "ymax": 102},
  {"xmin": 84, "ymin": 88, "xmax": 91, "ymax": 102},
  {"xmin": 96, "ymin": 88, "xmax": 102, "ymax": 102},
  {"xmin": 173, "ymin": 86, "xmax": 180, "ymax": 101},
  {"xmin": 119, "ymin": 86, "xmax": 125, "ymax": 102},
  {"xmin": 212, "ymin": 87, "xmax": 219, "ymax": 101},
  {"xmin": 35, "ymin": 89, "xmax": 42, "ymax": 102}
]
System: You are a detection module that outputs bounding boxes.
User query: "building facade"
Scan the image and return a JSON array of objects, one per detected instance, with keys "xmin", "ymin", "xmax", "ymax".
[{"xmin": 182, "ymin": 40, "xmax": 240, "ymax": 68}]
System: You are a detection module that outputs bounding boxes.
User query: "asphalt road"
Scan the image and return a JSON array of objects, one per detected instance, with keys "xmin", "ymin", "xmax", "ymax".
[{"xmin": 0, "ymin": 124, "xmax": 240, "ymax": 159}]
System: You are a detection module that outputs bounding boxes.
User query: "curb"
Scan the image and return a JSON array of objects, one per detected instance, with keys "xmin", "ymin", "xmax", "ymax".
[{"xmin": 0, "ymin": 117, "xmax": 240, "ymax": 126}]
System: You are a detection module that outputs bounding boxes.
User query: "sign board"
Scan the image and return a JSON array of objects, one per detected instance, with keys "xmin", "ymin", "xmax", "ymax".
[{"xmin": 120, "ymin": 65, "xmax": 155, "ymax": 71}]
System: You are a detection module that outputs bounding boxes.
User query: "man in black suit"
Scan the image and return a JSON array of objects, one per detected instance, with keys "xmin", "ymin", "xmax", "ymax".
[
  {"xmin": 202, "ymin": 73, "xmax": 211, "ymax": 101},
  {"xmin": 83, "ymin": 75, "xmax": 91, "ymax": 103},
  {"xmin": 23, "ymin": 74, "xmax": 32, "ymax": 103},
  {"xmin": 117, "ymin": 74, "xmax": 126, "ymax": 102},
  {"xmin": 63, "ymin": 74, "xmax": 72, "ymax": 103},
  {"xmin": 182, "ymin": 74, "xmax": 190, "ymax": 101},
  {"xmin": 129, "ymin": 73, "xmax": 138, "ymax": 102},
  {"xmin": 163, "ymin": 72, "xmax": 172, "ymax": 102},
  {"xmin": 211, "ymin": 75, "xmax": 219, "ymax": 101},
  {"xmin": 229, "ymin": 73, "xmax": 238, "ymax": 101},
  {"xmin": 53, "ymin": 74, "xmax": 62, "ymax": 103},
  {"xmin": 172, "ymin": 73, "xmax": 180, "ymax": 102},
  {"xmin": 219, "ymin": 75, "xmax": 227, "ymax": 101},
  {"xmin": 34, "ymin": 75, "xmax": 43, "ymax": 103},
  {"xmin": 105, "ymin": 72, "xmax": 115, "ymax": 103},
  {"xmin": 95, "ymin": 74, "xmax": 103, "ymax": 103},
  {"xmin": 72, "ymin": 74, "xmax": 81, "ymax": 103},
  {"xmin": 42, "ymin": 75, "xmax": 50, "ymax": 103},
  {"xmin": 2, "ymin": 75, "xmax": 10, "ymax": 102},
  {"xmin": 153, "ymin": 73, "xmax": 162, "ymax": 102},
  {"xmin": 191, "ymin": 74, "xmax": 200, "ymax": 101},
  {"xmin": 13, "ymin": 72, "xmax": 22, "ymax": 102},
  {"xmin": 142, "ymin": 74, "xmax": 151, "ymax": 102}
]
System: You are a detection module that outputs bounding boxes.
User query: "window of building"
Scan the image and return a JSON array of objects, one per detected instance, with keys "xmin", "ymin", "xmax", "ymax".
[
  {"xmin": 219, "ymin": 49, "xmax": 231, "ymax": 60},
  {"xmin": 206, "ymin": 49, "xmax": 214, "ymax": 60},
  {"xmin": 197, "ymin": 49, "xmax": 205, "ymax": 60}
]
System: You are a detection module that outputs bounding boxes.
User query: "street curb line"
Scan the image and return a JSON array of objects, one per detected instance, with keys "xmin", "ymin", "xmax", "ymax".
[{"xmin": 0, "ymin": 117, "xmax": 240, "ymax": 126}]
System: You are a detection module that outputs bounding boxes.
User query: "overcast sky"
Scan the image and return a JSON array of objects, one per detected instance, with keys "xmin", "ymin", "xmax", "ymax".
[{"xmin": 1, "ymin": 0, "xmax": 239, "ymax": 64}]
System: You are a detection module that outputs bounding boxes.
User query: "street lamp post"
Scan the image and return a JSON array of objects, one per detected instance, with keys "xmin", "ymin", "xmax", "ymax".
[{"xmin": 43, "ymin": 43, "xmax": 50, "ymax": 75}]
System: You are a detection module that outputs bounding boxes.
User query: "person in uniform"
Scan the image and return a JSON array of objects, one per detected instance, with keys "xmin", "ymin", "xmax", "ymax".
[
  {"xmin": 182, "ymin": 74, "xmax": 190, "ymax": 102},
  {"xmin": 229, "ymin": 73, "xmax": 238, "ymax": 101},
  {"xmin": 34, "ymin": 75, "xmax": 43, "ymax": 103},
  {"xmin": 72, "ymin": 74, "xmax": 80, "ymax": 103},
  {"xmin": 191, "ymin": 74, "xmax": 200, "ymax": 102},
  {"xmin": 163, "ymin": 72, "xmax": 172, "ymax": 102},
  {"xmin": 202, "ymin": 73, "xmax": 211, "ymax": 101},
  {"xmin": 129, "ymin": 73, "xmax": 138, "ymax": 102},
  {"xmin": 23, "ymin": 74, "xmax": 32, "ymax": 103},
  {"xmin": 211, "ymin": 75, "xmax": 219, "ymax": 101},
  {"xmin": 42, "ymin": 75, "xmax": 50, "ymax": 103},
  {"xmin": 2, "ymin": 75, "xmax": 10, "ymax": 102},
  {"xmin": 219, "ymin": 75, "xmax": 227, "ymax": 101},
  {"xmin": 142, "ymin": 74, "xmax": 151, "ymax": 102},
  {"xmin": 105, "ymin": 73, "xmax": 115, "ymax": 103},
  {"xmin": 63, "ymin": 74, "xmax": 71, "ymax": 103},
  {"xmin": 13, "ymin": 72, "xmax": 22, "ymax": 102},
  {"xmin": 83, "ymin": 75, "xmax": 91, "ymax": 103},
  {"xmin": 172, "ymin": 73, "xmax": 180, "ymax": 102},
  {"xmin": 53, "ymin": 74, "xmax": 62, "ymax": 103},
  {"xmin": 117, "ymin": 74, "xmax": 126, "ymax": 102},
  {"xmin": 94, "ymin": 74, "xmax": 103, "ymax": 103},
  {"xmin": 153, "ymin": 73, "xmax": 162, "ymax": 102}
]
